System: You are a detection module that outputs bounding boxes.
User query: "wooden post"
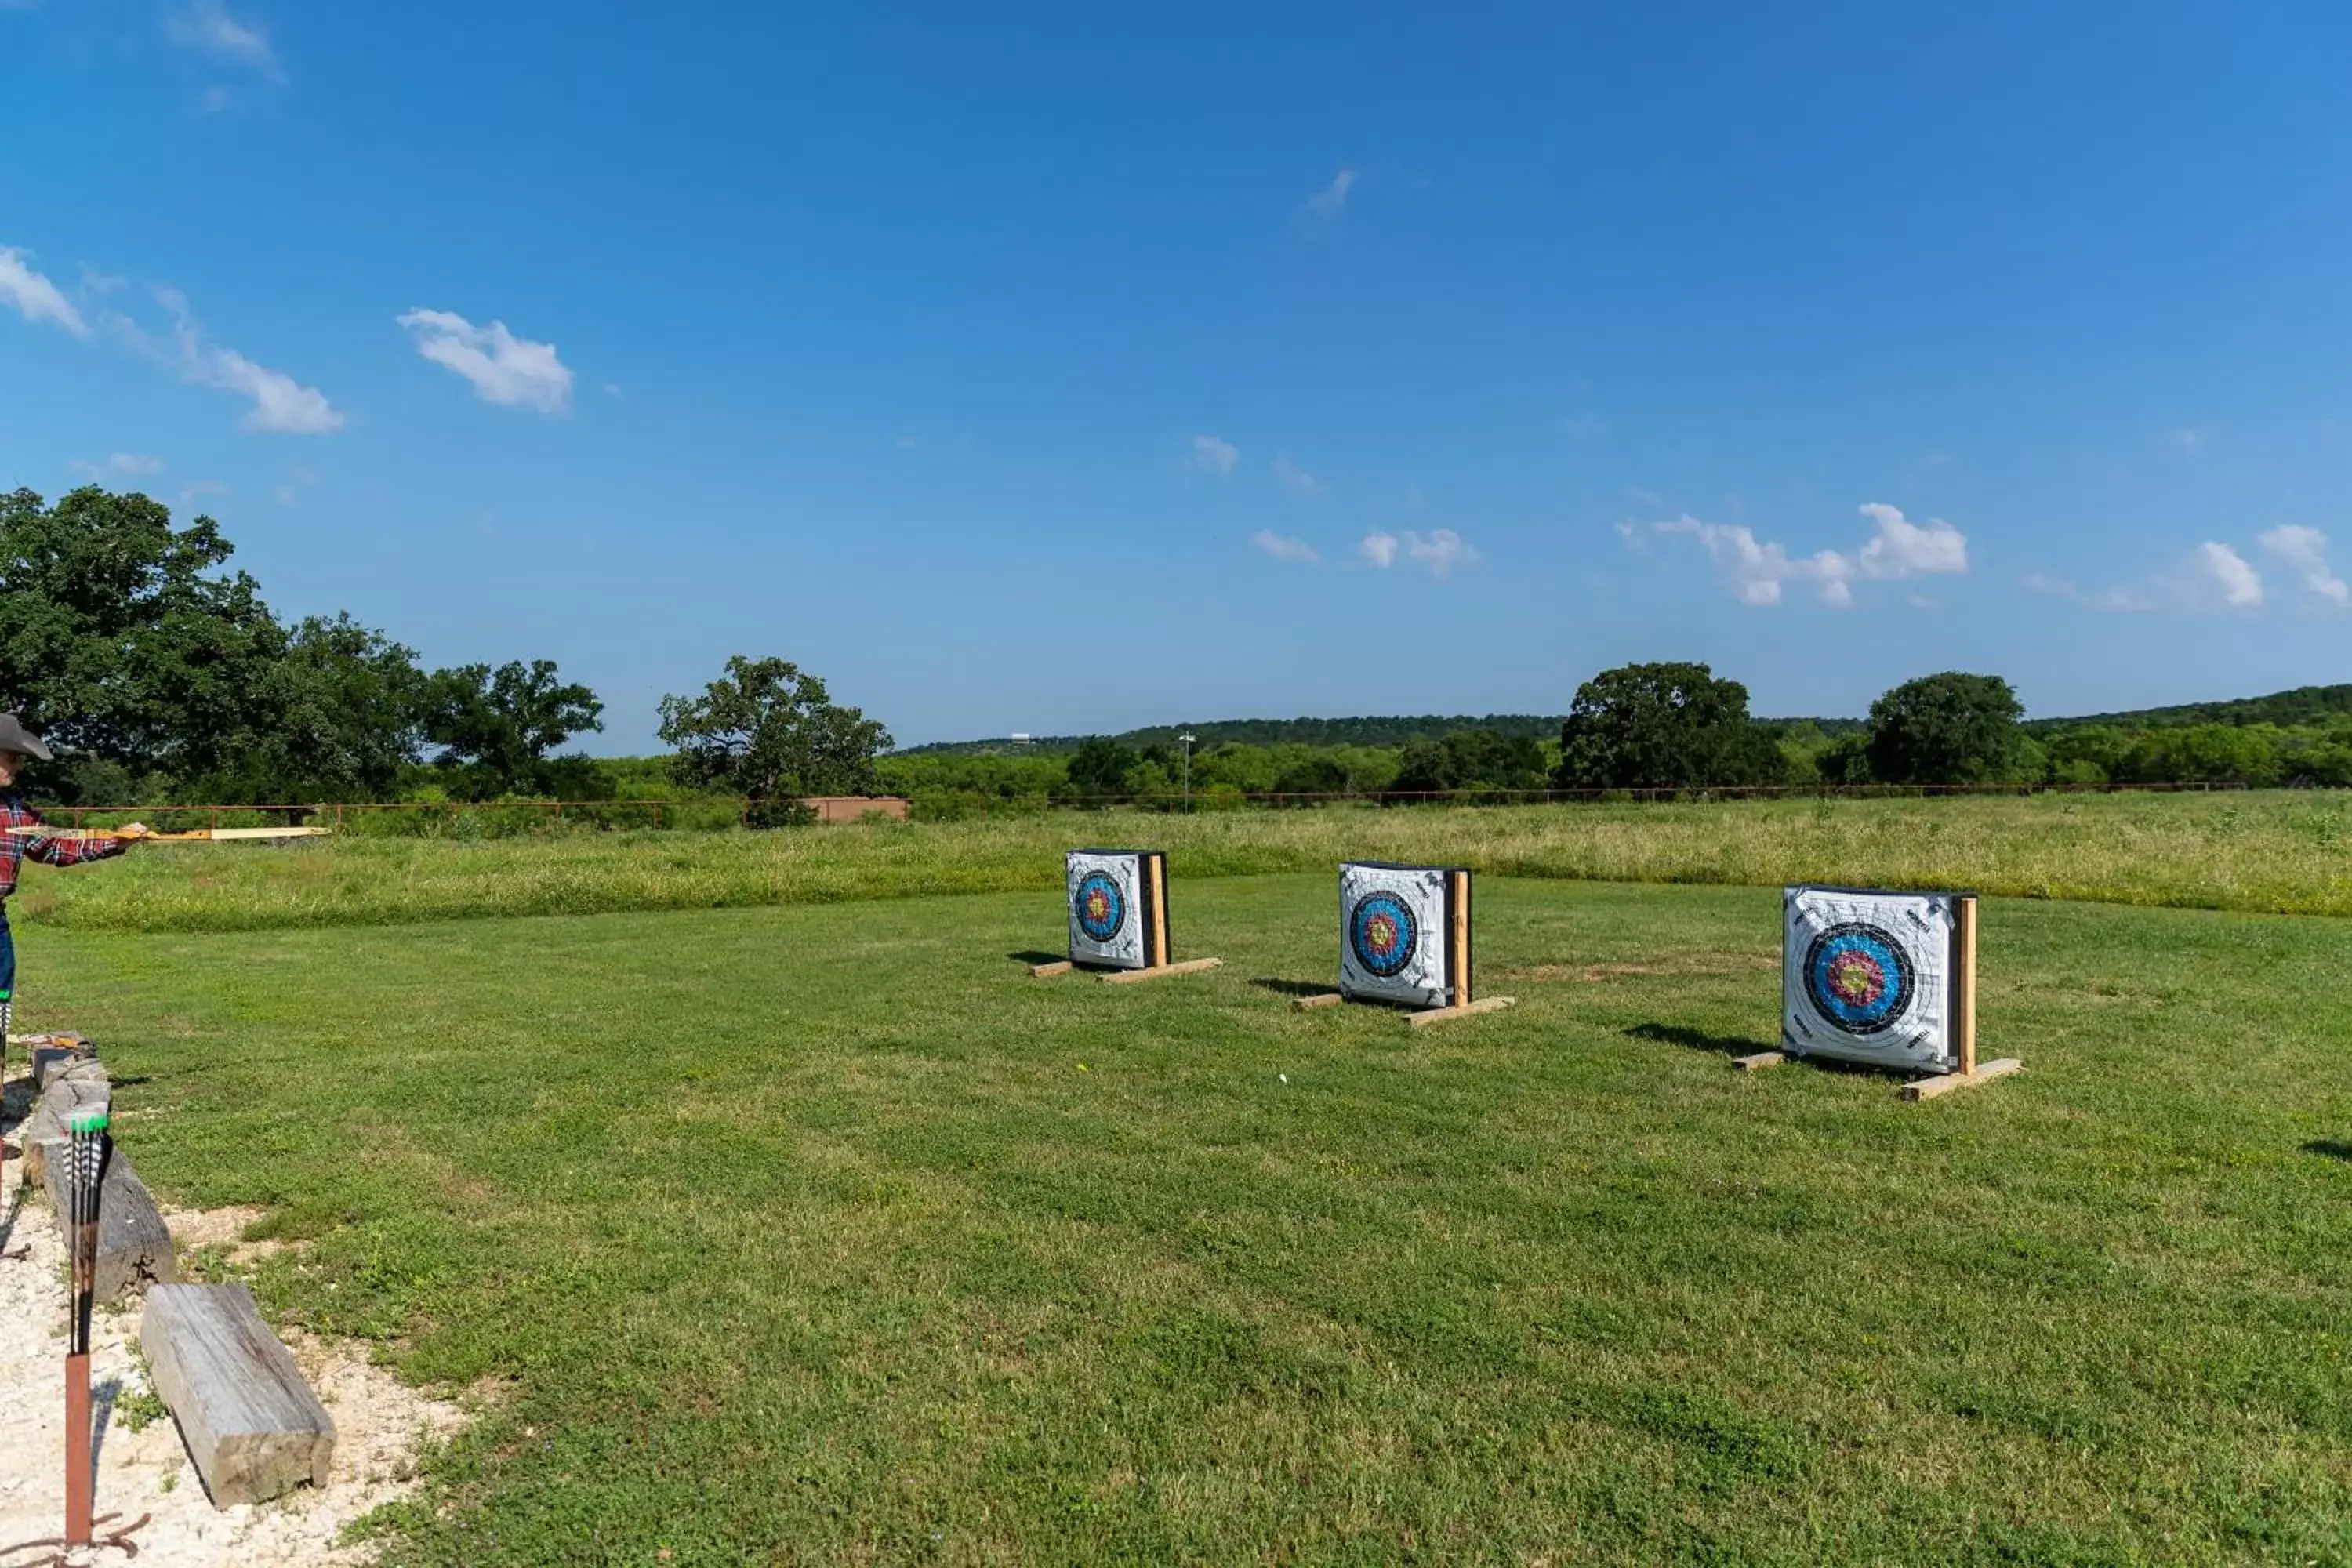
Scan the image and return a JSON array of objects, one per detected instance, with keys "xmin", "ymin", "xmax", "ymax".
[
  {"xmin": 1448, "ymin": 869, "xmax": 1472, "ymax": 1009},
  {"xmin": 1149, "ymin": 854, "xmax": 1171, "ymax": 970},
  {"xmin": 140, "ymin": 1283, "xmax": 336, "ymax": 1504},
  {"xmin": 1955, "ymin": 895, "xmax": 1978, "ymax": 1077},
  {"xmin": 1100, "ymin": 956, "xmax": 1222, "ymax": 985},
  {"xmin": 1406, "ymin": 996, "xmax": 1516, "ymax": 1028}
]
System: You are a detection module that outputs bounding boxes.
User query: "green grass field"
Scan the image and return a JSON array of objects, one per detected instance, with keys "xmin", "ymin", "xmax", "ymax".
[
  {"xmin": 16, "ymin": 870, "xmax": 2350, "ymax": 1564},
  {"xmin": 20, "ymin": 789, "xmax": 2352, "ymax": 935}
]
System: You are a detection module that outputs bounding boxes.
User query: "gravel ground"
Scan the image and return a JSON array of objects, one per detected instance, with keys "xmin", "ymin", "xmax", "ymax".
[{"xmin": 0, "ymin": 1062, "xmax": 466, "ymax": 1566}]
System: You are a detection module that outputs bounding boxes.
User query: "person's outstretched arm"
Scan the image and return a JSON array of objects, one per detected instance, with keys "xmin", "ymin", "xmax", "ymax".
[{"xmin": 13, "ymin": 806, "xmax": 138, "ymax": 867}]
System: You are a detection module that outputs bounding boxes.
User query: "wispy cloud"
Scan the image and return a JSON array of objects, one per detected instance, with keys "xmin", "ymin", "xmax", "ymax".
[
  {"xmin": 69, "ymin": 452, "xmax": 165, "ymax": 483},
  {"xmin": 1361, "ymin": 528, "xmax": 1477, "ymax": 579},
  {"xmin": 2030, "ymin": 539, "xmax": 2270, "ymax": 612},
  {"xmin": 1272, "ymin": 453, "xmax": 1327, "ymax": 498},
  {"xmin": 0, "ymin": 246, "xmax": 88, "ymax": 336},
  {"xmin": 1301, "ymin": 169, "xmax": 1359, "ymax": 222},
  {"xmin": 2258, "ymin": 524, "xmax": 2349, "ymax": 606},
  {"xmin": 2193, "ymin": 541, "xmax": 2263, "ymax": 608},
  {"xmin": 1251, "ymin": 530, "xmax": 1319, "ymax": 564},
  {"xmin": 2166, "ymin": 427, "xmax": 2207, "ymax": 455},
  {"xmin": 397, "ymin": 309, "xmax": 574, "ymax": 414},
  {"xmin": 165, "ymin": 0, "xmax": 283, "ymax": 82},
  {"xmin": 1632, "ymin": 501, "xmax": 1968, "ymax": 608},
  {"xmin": 128, "ymin": 287, "xmax": 343, "ymax": 433},
  {"xmin": 1189, "ymin": 434, "xmax": 1238, "ymax": 477}
]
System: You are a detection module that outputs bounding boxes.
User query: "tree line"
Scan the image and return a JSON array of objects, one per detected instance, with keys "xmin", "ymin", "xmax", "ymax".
[{"xmin": 0, "ymin": 485, "xmax": 890, "ymax": 816}]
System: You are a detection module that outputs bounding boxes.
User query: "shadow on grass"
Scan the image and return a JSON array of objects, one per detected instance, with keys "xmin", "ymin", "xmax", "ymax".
[
  {"xmin": 1252, "ymin": 978, "xmax": 1334, "ymax": 999},
  {"xmin": 2303, "ymin": 1139, "xmax": 2352, "ymax": 1162},
  {"xmin": 1007, "ymin": 950, "xmax": 1065, "ymax": 967},
  {"xmin": 1627, "ymin": 1022, "xmax": 1776, "ymax": 1058}
]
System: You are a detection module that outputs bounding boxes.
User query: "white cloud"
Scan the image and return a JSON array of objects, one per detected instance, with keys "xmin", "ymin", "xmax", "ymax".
[
  {"xmin": 165, "ymin": 0, "xmax": 282, "ymax": 81},
  {"xmin": 2192, "ymin": 541, "xmax": 2263, "ymax": 608},
  {"xmin": 1189, "ymin": 434, "xmax": 1238, "ymax": 477},
  {"xmin": 1359, "ymin": 528, "xmax": 1476, "ymax": 579},
  {"xmin": 1251, "ymin": 530, "xmax": 1319, "ymax": 564},
  {"xmin": 397, "ymin": 309, "xmax": 574, "ymax": 413},
  {"xmin": 2257, "ymin": 524, "xmax": 2349, "ymax": 606},
  {"xmin": 1272, "ymin": 453, "xmax": 1327, "ymax": 497},
  {"xmin": 127, "ymin": 286, "xmax": 343, "ymax": 434},
  {"xmin": 1302, "ymin": 169, "xmax": 1359, "ymax": 221},
  {"xmin": 109, "ymin": 452, "xmax": 162, "ymax": 474},
  {"xmin": 1635, "ymin": 501, "xmax": 1968, "ymax": 608},
  {"xmin": 0, "ymin": 246, "xmax": 88, "ymax": 336}
]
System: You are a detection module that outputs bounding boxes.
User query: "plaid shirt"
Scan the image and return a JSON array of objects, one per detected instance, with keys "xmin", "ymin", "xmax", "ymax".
[{"xmin": 0, "ymin": 793, "xmax": 125, "ymax": 901}]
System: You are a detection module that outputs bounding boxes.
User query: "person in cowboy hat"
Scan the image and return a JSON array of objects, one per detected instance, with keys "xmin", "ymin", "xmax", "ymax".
[{"xmin": 0, "ymin": 713, "xmax": 150, "ymax": 1030}]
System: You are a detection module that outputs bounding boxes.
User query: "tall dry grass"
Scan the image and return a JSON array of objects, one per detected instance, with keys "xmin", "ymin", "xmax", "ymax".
[{"xmin": 10, "ymin": 790, "xmax": 2349, "ymax": 934}]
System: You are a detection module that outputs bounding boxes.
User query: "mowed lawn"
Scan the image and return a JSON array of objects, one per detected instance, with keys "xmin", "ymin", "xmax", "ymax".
[{"xmin": 19, "ymin": 875, "xmax": 2352, "ymax": 1565}]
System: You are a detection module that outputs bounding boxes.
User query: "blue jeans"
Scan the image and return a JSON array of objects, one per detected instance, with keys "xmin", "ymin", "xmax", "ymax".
[{"xmin": 0, "ymin": 906, "xmax": 13, "ymax": 1001}]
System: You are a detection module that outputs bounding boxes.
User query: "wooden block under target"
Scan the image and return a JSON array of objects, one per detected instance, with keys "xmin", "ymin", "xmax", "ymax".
[{"xmin": 1780, "ymin": 884, "xmax": 2000, "ymax": 1091}]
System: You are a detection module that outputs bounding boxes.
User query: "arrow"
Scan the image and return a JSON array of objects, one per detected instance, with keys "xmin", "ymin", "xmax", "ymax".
[{"xmin": 5, "ymin": 826, "xmax": 331, "ymax": 842}]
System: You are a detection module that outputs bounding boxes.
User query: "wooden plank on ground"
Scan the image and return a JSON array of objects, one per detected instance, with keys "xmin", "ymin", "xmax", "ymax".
[
  {"xmin": 33, "ymin": 1040, "xmax": 97, "ymax": 1093},
  {"xmin": 1100, "ymin": 957, "xmax": 1223, "ymax": 985},
  {"xmin": 1406, "ymin": 996, "xmax": 1517, "ymax": 1029},
  {"xmin": 42, "ymin": 1142, "xmax": 176, "ymax": 1300},
  {"xmin": 140, "ymin": 1283, "xmax": 335, "ymax": 1506},
  {"xmin": 1733, "ymin": 1051, "xmax": 1791, "ymax": 1072},
  {"xmin": 1900, "ymin": 1057, "xmax": 2023, "ymax": 1102},
  {"xmin": 21, "ymin": 1067, "xmax": 108, "ymax": 1185},
  {"xmin": 1291, "ymin": 993, "xmax": 1344, "ymax": 1011},
  {"xmin": 1028, "ymin": 960, "xmax": 1075, "ymax": 978}
]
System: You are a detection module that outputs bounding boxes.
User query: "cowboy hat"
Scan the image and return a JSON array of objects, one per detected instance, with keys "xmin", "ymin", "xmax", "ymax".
[{"xmin": 0, "ymin": 713, "xmax": 55, "ymax": 762}]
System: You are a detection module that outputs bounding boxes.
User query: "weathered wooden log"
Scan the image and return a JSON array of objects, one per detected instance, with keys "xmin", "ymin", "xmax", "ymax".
[
  {"xmin": 41, "ymin": 1139, "xmax": 176, "ymax": 1299},
  {"xmin": 21, "ymin": 1066, "xmax": 108, "ymax": 1186},
  {"xmin": 140, "ymin": 1283, "xmax": 336, "ymax": 1506},
  {"xmin": 29, "ymin": 1035, "xmax": 93, "ymax": 1091}
]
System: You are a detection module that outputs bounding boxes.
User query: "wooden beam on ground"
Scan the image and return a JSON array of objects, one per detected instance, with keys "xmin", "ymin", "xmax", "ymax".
[
  {"xmin": 21, "ymin": 1066, "xmax": 108, "ymax": 1186},
  {"xmin": 1900, "ymin": 1057, "xmax": 2023, "ymax": 1102},
  {"xmin": 32, "ymin": 1039, "xmax": 96, "ymax": 1093},
  {"xmin": 140, "ymin": 1283, "xmax": 335, "ymax": 1505},
  {"xmin": 1291, "ymin": 992, "xmax": 1344, "ymax": 1011},
  {"xmin": 42, "ymin": 1142, "xmax": 176, "ymax": 1300},
  {"xmin": 1406, "ymin": 996, "xmax": 1517, "ymax": 1029},
  {"xmin": 1029, "ymin": 960, "xmax": 1075, "ymax": 978},
  {"xmin": 1101, "ymin": 956, "xmax": 1223, "ymax": 985},
  {"xmin": 1734, "ymin": 1050, "xmax": 1791, "ymax": 1072}
]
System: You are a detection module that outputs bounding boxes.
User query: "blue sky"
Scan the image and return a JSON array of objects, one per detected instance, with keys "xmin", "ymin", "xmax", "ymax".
[{"xmin": 5, "ymin": 2, "xmax": 2352, "ymax": 749}]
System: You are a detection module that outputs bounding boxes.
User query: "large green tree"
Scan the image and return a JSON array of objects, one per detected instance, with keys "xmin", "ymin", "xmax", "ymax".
[
  {"xmin": 1554, "ymin": 662, "xmax": 1784, "ymax": 789},
  {"xmin": 1864, "ymin": 672, "xmax": 2026, "ymax": 784},
  {"xmin": 423, "ymin": 659, "xmax": 605, "ymax": 799},
  {"xmin": 658, "ymin": 656, "xmax": 891, "ymax": 825},
  {"xmin": 0, "ymin": 485, "xmax": 285, "ymax": 782}
]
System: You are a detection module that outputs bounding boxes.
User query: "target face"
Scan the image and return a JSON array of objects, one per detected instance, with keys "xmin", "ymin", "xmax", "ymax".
[
  {"xmin": 1782, "ymin": 886, "xmax": 1958, "ymax": 1071},
  {"xmin": 1338, "ymin": 862, "xmax": 1461, "ymax": 1007},
  {"xmin": 1065, "ymin": 849, "xmax": 1156, "ymax": 969},
  {"xmin": 1073, "ymin": 872, "xmax": 1127, "ymax": 944},
  {"xmin": 1348, "ymin": 891, "xmax": 1419, "ymax": 978},
  {"xmin": 1802, "ymin": 923, "xmax": 1914, "ymax": 1035}
]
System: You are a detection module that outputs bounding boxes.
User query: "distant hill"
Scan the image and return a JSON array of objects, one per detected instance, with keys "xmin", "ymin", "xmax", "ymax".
[
  {"xmin": 2023, "ymin": 683, "xmax": 2352, "ymax": 732},
  {"xmin": 895, "ymin": 684, "xmax": 2352, "ymax": 756}
]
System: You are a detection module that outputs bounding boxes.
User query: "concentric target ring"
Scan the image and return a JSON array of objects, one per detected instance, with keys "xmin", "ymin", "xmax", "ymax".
[
  {"xmin": 1348, "ymin": 891, "xmax": 1420, "ymax": 979},
  {"xmin": 1802, "ymin": 921, "xmax": 1915, "ymax": 1036},
  {"xmin": 1073, "ymin": 870, "xmax": 1127, "ymax": 944}
]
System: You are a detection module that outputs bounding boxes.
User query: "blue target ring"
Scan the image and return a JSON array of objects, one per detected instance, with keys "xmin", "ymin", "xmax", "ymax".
[
  {"xmin": 1802, "ymin": 922, "xmax": 1915, "ymax": 1036},
  {"xmin": 1074, "ymin": 870, "xmax": 1127, "ymax": 944},
  {"xmin": 1349, "ymin": 891, "xmax": 1420, "ymax": 978}
]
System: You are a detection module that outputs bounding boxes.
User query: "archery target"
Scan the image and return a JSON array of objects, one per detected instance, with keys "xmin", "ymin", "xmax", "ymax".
[
  {"xmin": 1339, "ymin": 862, "xmax": 1461, "ymax": 1008},
  {"xmin": 1066, "ymin": 850, "xmax": 1156, "ymax": 969},
  {"xmin": 1783, "ymin": 886, "xmax": 1959, "ymax": 1072}
]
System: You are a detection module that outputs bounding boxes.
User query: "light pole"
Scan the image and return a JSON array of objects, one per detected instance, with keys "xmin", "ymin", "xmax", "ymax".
[{"xmin": 1179, "ymin": 732, "xmax": 1196, "ymax": 812}]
